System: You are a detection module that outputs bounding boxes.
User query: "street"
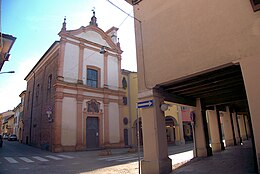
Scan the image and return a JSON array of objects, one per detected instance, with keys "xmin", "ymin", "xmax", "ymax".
[{"xmin": 0, "ymin": 140, "xmax": 194, "ymax": 174}]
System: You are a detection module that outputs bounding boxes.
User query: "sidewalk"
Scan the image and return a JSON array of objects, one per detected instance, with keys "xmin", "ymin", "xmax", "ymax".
[
  {"xmin": 171, "ymin": 140, "xmax": 257, "ymax": 174},
  {"xmin": 81, "ymin": 141, "xmax": 257, "ymax": 173}
]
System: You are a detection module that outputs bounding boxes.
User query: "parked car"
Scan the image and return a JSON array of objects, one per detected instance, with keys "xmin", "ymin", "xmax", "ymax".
[
  {"xmin": 3, "ymin": 134, "xmax": 8, "ymax": 139},
  {"xmin": 8, "ymin": 134, "xmax": 17, "ymax": 141},
  {"xmin": 0, "ymin": 135, "xmax": 3, "ymax": 147}
]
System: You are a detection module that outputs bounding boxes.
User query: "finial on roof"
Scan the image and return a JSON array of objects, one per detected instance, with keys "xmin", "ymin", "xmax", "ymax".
[
  {"xmin": 92, "ymin": 7, "xmax": 95, "ymax": 16},
  {"xmin": 62, "ymin": 16, "xmax": 66, "ymax": 31},
  {"xmin": 117, "ymin": 38, "xmax": 121, "ymax": 48},
  {"xmin": 89, "ymin": 8, "xmax": 98, "ymax": 26}
]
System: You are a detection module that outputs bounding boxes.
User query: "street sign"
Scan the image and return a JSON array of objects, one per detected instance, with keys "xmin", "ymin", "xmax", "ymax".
[{"xmin": 137, "ymin": 100, "xmax": 153, "ymax": 108}]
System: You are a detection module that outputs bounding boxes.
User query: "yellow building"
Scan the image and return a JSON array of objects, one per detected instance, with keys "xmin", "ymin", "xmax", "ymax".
[
  {"xmin": 121, "ymin": 69, "xmax": 138, "ymax": 146},
  {"xmin": 0, "ymin": 110, "xmax": 14, "ymax": 135},
  {"xmin": 122, "ymin": 70, "xmax": 191, "ymax": 147}
]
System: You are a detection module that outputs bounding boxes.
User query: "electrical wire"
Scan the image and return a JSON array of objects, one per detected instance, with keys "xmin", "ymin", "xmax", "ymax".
[
  {"xmin": 106, "ymin": 0, "xmax": 151, "ymax": 90},
  {"xmin": 117, "ymin": 10, "xmax": 133, "ymax": 29}
]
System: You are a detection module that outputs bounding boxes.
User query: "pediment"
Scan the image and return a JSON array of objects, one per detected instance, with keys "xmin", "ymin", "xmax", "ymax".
[{"xmin": 60, "ymin": 25, "xmax": 122, "ymax": 54}]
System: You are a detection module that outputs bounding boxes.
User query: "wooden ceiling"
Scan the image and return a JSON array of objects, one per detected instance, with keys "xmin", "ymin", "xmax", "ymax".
[{"xmin": 157, "ymin": 65, "xmax": 248, "ymax": 112}]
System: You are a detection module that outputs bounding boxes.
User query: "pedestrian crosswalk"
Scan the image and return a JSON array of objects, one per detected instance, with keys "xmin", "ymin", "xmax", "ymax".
[
  {"xmin": 1, "ymin": 154, "xmax": 74, "ymax": 164},
  {"xmin": 98, "ymin": 154, "xmax": 143, "ymax": 163}
]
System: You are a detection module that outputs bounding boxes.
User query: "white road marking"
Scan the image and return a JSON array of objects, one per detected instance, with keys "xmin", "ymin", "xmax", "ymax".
[
  {"xmin": 57, "ymin": 154, "xmax": 74, "ymax": 159},
  {"xmin": 45, "ymin": 155, "xmax": 62, "ymax": 160},
  {"xmin": 19, "ymin": 157, "xmax": 34, "ymax": 163},
  {"xmin": 32, "ymin": 156, "xmax": 49, "ymax": 162},
  {"xmin": 118, "ymin": 157, "xmax": 143, "ymax": 162},
  {"xmin": 98, "ymin": 154, "xmax": 137, "ymax": 160},
  {"xmin": 98, "ymin": 154, "xmax": 143, "ymax": 162},
  {"xmin": 4, "ymin": 157, "xmax": 18, "ymax": 163}
]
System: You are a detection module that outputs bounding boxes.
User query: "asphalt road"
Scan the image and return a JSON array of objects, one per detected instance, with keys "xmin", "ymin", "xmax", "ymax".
[{"xmin": 0, "ymin": 140, "xmax": 194, "ymax": 174}]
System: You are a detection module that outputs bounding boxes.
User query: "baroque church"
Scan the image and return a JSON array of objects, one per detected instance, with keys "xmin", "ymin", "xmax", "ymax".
[{"xmin": 23, "ymin": 11, "xmax": 126, "ymax": 152}]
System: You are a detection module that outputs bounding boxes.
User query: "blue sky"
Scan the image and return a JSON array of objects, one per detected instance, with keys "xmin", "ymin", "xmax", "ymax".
[{"xmin": 0, "ymin": 0, "xmax": 136, "ymax": 113}]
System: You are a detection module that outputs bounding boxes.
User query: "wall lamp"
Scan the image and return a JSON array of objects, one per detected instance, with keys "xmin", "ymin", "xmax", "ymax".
[
  {"xmin": 100, "ymin": 46, "xmax": 107, "ymax": 54},
  {"xmin": 160, "ymin": 103, "xmax": 171, "ymax": 111}
]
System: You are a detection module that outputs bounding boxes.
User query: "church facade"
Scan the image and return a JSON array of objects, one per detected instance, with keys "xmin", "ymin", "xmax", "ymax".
[{"xmin": 23, "ymin": 12, "xmax": 125, "ymax": 152}]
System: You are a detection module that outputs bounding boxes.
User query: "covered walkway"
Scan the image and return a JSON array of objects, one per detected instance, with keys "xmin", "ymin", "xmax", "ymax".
[{"xmin": 172, "ymin": 140, "xmax": 257, "ymax": 174}]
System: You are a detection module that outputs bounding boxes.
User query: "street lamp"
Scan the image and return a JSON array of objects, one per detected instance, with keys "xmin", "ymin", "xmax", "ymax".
[{"xmin": 0, "ymin": 71, "xmax": 15, "ymax": 74}]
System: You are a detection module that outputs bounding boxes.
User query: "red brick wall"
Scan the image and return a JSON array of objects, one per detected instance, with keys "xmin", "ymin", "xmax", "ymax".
[{"xmin": 23, "ymin": 51, "xmax": 58, "ymax": 150}]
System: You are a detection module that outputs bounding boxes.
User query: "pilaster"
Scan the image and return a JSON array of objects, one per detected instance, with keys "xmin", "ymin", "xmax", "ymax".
[
  {"xmin": 76, "ymin": 92, "xmax": 84, "ymax": 150},
  {"xmin": 77, "ymin": 43, "xmax": 84, "ymax": 84},
  {"xmin": 103, "ymin": 96, "xmax": 109, "ymax": 144},
  {"xmin": 53, "ymin": 87, "xmax": 63, "ymax": 152},
  {"xmin": 104, "ymin": 52, "xmax": 108, "ymax": 85},
  {"xmin": 57, "ymin": 37, "xmax": 66, "ymax": 81}
]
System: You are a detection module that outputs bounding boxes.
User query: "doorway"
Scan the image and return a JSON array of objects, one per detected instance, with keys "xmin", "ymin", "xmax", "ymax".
[{"xmin": 86, "ymin": 117, "xmax": 99, "ymax": 149}]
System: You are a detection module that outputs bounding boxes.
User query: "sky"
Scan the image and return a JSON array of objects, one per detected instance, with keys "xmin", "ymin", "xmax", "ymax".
[{"xmin": 0, "ymin": 0, "xmax": 136, "ymax": 113}]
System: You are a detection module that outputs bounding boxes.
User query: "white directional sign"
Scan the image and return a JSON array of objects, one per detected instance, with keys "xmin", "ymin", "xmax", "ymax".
[{"xmin": 137, "ymin": 100, "xmax": 153, "ymax": 108}]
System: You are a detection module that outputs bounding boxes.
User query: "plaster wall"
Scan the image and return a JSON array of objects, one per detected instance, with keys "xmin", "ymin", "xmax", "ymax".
[
  {"xmin": 134, "ymin": 0, "xmax": 260, "ymax": 91},
  {"xmin": 61, "ymin": 97, "xmax": 77, "ymax": 146},
  {"xmin": 236, "ymin": 55, "xmax": 260, "ymax": 171},
  {"xmin": 63, "ymin": 43, "xmax": 79, "ymax": 83},
  {"xmin": 76, "ymin": 31, "xmax": 109, "ymax": 48},
  {"xmin": 108, "ymin": 102, "xmax": 120, "ymax": 143},
  {"xmin": 83, "ymin": 92, "xmax": 104, "ymax": 98},
  {"xmin": 107, "ymin": 55, "xmax": 119, "ymax": 89}
]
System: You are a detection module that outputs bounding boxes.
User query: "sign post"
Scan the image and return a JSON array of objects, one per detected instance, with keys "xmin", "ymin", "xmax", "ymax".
[
  {"xmin": 137, "ymin": 100, "xmax": 153, "ymax": 109},
  {"xmin": 136, "ymin": 100, "xmax": 153, "ymax": 174},
  {"xmin": 136, "ymin": 105, "xmax": 141, "ymax": 174}
]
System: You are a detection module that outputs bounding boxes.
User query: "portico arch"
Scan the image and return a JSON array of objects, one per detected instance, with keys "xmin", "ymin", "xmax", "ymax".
[{"xmin": 165, "ymin": 116, "xmax": 178, "ymax": 143}]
